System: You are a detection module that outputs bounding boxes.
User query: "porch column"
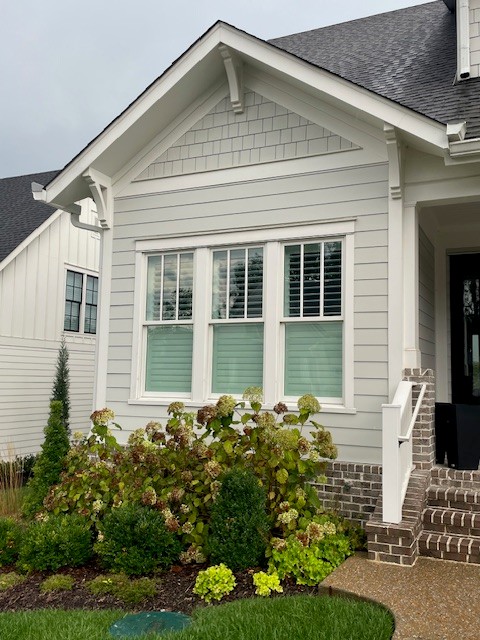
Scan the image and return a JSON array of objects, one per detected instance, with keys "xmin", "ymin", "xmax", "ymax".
[{"xmin": 403, "ymin": 203, "xmax": 421, "ymax": 369}]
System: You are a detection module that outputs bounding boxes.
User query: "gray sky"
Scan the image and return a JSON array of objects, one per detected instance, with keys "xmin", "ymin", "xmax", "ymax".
[{"xmin": 0, "ymin": 0, "xmax": 434, "ymax": 178}]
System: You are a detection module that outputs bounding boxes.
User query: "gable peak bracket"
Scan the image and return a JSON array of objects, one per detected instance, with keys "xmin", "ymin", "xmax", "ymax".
[
  {"xmin": 83, "ymin": 168, "xmax": 113, "ymax": 229},
  {"xmin": 384, "ymin": 123, "xmax": 403, "ymax": 200},
  {"xmin": 218, "ymin": 43, "xmax": 244, "ymax": 114}
]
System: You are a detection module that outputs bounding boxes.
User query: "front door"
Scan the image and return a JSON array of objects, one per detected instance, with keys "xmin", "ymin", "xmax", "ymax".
[{"xmin": 450, "ymin": 253, "xmax": 480, "ymax": 405}]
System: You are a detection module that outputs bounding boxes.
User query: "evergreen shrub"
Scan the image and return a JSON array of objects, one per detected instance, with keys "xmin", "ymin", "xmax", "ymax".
[
  {"xmin": 51, "ymin": 338, "xmax": 70, "ymax": 433},
  {"xmin": 207, "ymin": 468, "xmax": 269, "ymax": 570},
  {"xmin": 0, "ymin": 518, "xmax": 23, "ymax": 566},
  {"xmin": 94, "ymin": 503, "xmax": 181, "ymax": 575},
  {"xmin": 18, "ymin": 513, "xmax": 93, "ymax": 571},
  {"xmin": 22, "ymin": 401, "xmax": 70, "ymax": 518}
]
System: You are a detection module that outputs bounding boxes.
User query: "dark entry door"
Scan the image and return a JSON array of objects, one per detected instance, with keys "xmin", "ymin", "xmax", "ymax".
[{"xmin": 450, "ymin": 253, "xmax": 480, "ymax": 405}]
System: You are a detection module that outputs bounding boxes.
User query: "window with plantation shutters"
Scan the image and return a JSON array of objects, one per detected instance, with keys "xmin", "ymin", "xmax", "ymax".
[
  {"xmin": 211, "ymin": 247, "xmax": 264, "ymax": 394},
  {"xmin": 283, "ymin": 241, "xmax": 343, "ymax": 400},
  {"xmin": 145, "ymin": 252, "xmax": 194, "ymax": 394}
]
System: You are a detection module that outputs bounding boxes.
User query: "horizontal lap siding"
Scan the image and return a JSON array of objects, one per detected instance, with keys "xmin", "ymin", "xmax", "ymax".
[
  {"xmin": 0, "ymin": 339, "xmax": 95, "ymax": 456},
  {"xmin": 419, "ymin": 228, "xmax": 435, "ymax": 371},
  {"xmin": 107, "ymin": 163, "xmax": 388, "ymax": 463}
]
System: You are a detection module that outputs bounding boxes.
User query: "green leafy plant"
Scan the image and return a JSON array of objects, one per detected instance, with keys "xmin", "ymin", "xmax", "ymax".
[
  {"xmin": 94, "ymin": 503, "xmax": 181, "ymax": 575},
  {"xmin": 51, "ymin": 337, "xmax": 70, "ymax": 434},
  {"xmin": 193, "ymin": 564, "xmax": 236, "ymax": 603},
  {"xmin": 207, "ymin": 468, "xmax": 269, "ymax": 570},
  {"xmin": 22, "ymin": 401, "xmax": 70, "ymax": 518},
  {"xmin": 86, "ymin": 574, "xmax": 156, "ymax": 605},
  {"xmin": 252, "ymin": 571, "xmax": 283, "ymax": 596},
  {"xmin": 46, "ymin": 391, "xmax": 337, "ymax": 561},
  {"xmin": 0, "ymin": 517, "xmax": 22, "ymax": 566},
  {"xmin": 269, "ymin": 520, "xmax": 352, "ymax": 586},
  {"xmin": 0, "ymin": 572, "xmax": 25, "ymax": 591},
  {"xmin": 40, "ymin": 575, "xmax": 75, "ymax": 592},
  {"xmin": 18, "ymin": 513, "xmax": 93, "ymax": 571}
]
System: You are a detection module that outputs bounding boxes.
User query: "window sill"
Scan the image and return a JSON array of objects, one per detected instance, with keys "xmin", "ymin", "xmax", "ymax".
[
  {"xmin": 63, "ymin": 333, "xmax": 96, "ymax": 346},
  {"xmin": 127, "ymin": 397, "xmax": 356, "ymax": 415}
]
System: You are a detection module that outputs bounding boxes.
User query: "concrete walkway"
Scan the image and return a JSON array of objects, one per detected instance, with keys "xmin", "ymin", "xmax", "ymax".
[{"xmin": 321, "ymin": 553, "xmax": 480, "ymax": 639}]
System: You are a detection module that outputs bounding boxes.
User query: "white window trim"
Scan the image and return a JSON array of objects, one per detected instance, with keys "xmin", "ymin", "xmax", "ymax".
[
  {"xmin": 63, "ymin": 264, "xmax": 99, "ymax": 336},
  {"xmin": 130, "ymin": 220, "xmax": 355, "ymax": 412}
]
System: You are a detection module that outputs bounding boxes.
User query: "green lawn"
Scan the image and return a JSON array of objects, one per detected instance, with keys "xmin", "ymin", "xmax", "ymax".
[{"xmin": 0, "ymin": 595, "xmax": 394, "ymax": 640}]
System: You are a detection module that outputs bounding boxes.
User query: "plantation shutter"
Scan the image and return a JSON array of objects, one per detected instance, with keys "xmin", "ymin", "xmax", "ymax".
[
  {"xmin": 211, "ymin": 247, "xmax": 264, "ymax": 393},
  {"xmin": 145, "ymin": 252, "xmax": 194, "ymax": 394}
]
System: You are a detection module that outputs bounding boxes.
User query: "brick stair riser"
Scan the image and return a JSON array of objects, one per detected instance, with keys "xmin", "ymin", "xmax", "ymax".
[
  {"xmin": 430, "ymin": 468, "xmax": 480, "ymax": 491},
  {"xmin": 422, "ymin": 508, "xmax": 480, "ymax": 537},
  {"xmin": 427, "ymin": 487, "xmax": 480, "ymax": 513},
  {"xmin": 419, "ymin": 531, "xmax": 480, "ymax": 564}
]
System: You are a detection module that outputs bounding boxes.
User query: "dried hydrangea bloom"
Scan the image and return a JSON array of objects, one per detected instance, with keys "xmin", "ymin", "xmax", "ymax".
[
  {"xmin": 297, "ymin": 437, "xmax": 311, "ymax": 455},
  {"xmin": 196, "ymin": 404, "xmax": 218, "ymax": 426},
  {"xmin": 167, "ymin": 401, "xmax": 185, "ymax": 415},
  {"xmin": 92, "ymin": 499, "xmax": 103, "ymax": 513},
  {"xmin": 242, "ymin": 386, "xmax": 263, "ymax": 403},
  {"xmin": 277, "ymin": 508, "xmax": 298, "ymax": 525},
  {"xmin": 169, "ymin": 487, "xmax": 185, "ymax": 503},
  {"xmin": 305, "ymin": 522, "xmax": 325, "ymax": 542},
  {"xmin": 255, "ymin": 412, "xmax": 276, "ymax": 429},
  {"xmin": 216, "ymin": 395, "xmax": 236, "ymax": 417},
  {"xmin": 127, "ymin": 428, "xmax": 146, "ymax": 446},
  {"xmin": 90, "ymin": 408, "xmax": 115, "ymax": 425},
  {"xmin": 272, "ymin": 429, "xmax": 299, "ymax": 451},
  {"xmin": 181, "ymin": 470, "xmax": 193, "ymax": 483},
  {"xmin": 210, "ymin": 480, "xmax": 222, "ymax": 499},
  {"xmin": 179, "ymin": 503, "xmax": 191, "ymax": 514},
  {"xmin": 270, "ymin": 537, "xmax": 287, "ymax": 551},
  {"xmin": 279, "ymin": 501, "xmax": 290, "ymax": 512},
  {"xmin": 204, "ymin": 460, "xmax": 222, "ymax": 479},
  {"xmin": 295, "ymin": 531, "xmax": 310, "ymax": 547},
  {"xmin": 182, "ymin": 522, "xmax": 193, "ymax": 534},
  {"xmin": 297, "ymin": 394, "xmax": 321, "ymax": 414},
  {"xmin": 141, "ymin": 488, "xmax": 157, "ymax": 506},
  {"xmin": 145, "ymin": 421, "xmax": 162, "ymax": 436},
  {"xmin": 273, "ymin": 402, "xmax": 288, "ymax": 415}
]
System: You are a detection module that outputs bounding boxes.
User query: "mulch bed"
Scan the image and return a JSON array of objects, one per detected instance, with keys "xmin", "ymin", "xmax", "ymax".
[{"xmin": 0, "ymin": 564, "xmax": 319, "ymax": 615}]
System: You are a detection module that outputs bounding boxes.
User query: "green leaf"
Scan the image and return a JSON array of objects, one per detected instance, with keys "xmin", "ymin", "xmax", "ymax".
[
  {"xmin": 196, "ymin": 521, "xmax": 204, "ymax": 534},
  {"xmin": 223, "ymin": 441, "xmax": 233, "ymax": 455},
  {"xmin": 276, "ymin": 468, "xmax": 288, "ymax": 484},
  {"xmin": 241, "ymin": 413, "xmax": 252, "ymax": 424}
]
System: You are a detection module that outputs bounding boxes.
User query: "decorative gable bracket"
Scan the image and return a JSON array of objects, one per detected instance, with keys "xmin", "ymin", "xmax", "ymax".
[
  {"xmin": 83, "ymin": 168, "xmax": 113, "ymax": 229},
  {"xmin": 384, "ymin": 123, "xmax": 403, "ymax": 200},
  {"xmin": 218, "ymin": 44, "xmax": 244, "ymax": 113}
]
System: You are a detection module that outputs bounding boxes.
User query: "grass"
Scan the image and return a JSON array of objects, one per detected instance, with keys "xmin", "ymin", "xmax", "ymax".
[
  {"xmin": 0, "ymin": 443, "xmax": 27, "ymax": 517},
  {"xmin": 0, "ymin": 595, "xmax": 394, "ymax": 640}
]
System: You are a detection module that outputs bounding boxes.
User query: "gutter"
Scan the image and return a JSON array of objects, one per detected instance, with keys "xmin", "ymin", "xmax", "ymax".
[
  {"xmin": 457, "ymin": 0, "xmax": 471, "ymax": 79},
  {"xmin": 449, "ymin": 137, "xmax": 480, "ymax": 158},
  {"xmin": 31, "ymin": 182, "xmax": 102, "ymax": 233}
]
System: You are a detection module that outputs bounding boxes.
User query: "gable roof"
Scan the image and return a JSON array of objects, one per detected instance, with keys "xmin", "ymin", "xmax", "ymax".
[
  {"xmin": 0, "ymin": 170, "xmax": 60, "ymax": 264},
  {"xmin": 270, "ymin": 1, "xmax": 480, "ymax": 139}
]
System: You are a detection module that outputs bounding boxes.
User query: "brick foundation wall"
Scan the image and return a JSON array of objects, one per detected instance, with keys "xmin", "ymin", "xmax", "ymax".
[
  {"xmin": 314, "ymin": 461, "xmax": 382, "ymax": 528},
  {"xmin": 403, "ymin": 368, "xmax": 436, "ymax": 471}
]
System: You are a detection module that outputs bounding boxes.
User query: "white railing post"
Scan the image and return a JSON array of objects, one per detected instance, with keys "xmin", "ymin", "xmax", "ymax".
[{"xmin": 382, "ymin": 403, "xmax": 402, "ymax": 523}]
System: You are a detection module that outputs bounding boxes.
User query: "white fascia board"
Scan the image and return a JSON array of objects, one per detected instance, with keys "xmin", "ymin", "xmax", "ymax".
[
  {"xmin": 448, "ymin": 137, "xmax": 480, "ymax": 160},
  {"xmin": 44, "ymin": 21, "xmax": 448, "ymax": 207},
  {"xmin": 0, "ymin": 209, "xmax": 63, "ymax": 273},
  {"xmin": 216, "ymin": 26, "xmax": 448, "ymax": 151}
]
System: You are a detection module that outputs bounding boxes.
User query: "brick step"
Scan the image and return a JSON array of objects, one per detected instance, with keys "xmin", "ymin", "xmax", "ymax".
[
  {"xmin": 430, "ymin": 467, "xmax": 480, "ymax": 490},
  {"xmin": 419, "ymin": 531, "xmax": 480, "ymax": 563},
  {"xmin": 427, "ymin": 485, "xmax": 480, "ymax": 512},
  {"xmin": 422, "ymin": 507, "xmax": 480, "ymax": 537}
]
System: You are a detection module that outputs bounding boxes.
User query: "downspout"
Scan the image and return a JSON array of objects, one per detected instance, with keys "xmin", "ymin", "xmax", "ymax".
[{"xmin": 457, "ymin": 0, "xmax": 471, "ymax": 79}]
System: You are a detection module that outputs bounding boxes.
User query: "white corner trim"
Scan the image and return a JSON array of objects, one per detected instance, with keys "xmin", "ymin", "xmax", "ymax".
[{"xmin": 218, "ymin": 43, "xmax": 244, "ymax": 113}]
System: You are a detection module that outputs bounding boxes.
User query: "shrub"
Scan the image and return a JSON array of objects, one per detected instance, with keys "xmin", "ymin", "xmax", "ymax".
[
  {"xmin": 51, "ymin": 337, "xmax": 70, "ymax": 434},
  {"xmin": 18, "ymin": 514, "xmax": 93, "ymax": 571},
  {"xmin": 46, "ymin": 392, "xmax": 337, "ymax": 560},
  {"xmin": 193, "ymin": 564, "xmax": 236, "ymax": 603},
  {"xmin": 86, "ymin": 574, "xmax": 156, "ymax": 605},
  {"xmin": 22, "ymin": 401, "xmax": 70, "ymax": 518},
  {"xmin": 0, "ymin": 517, "xmax": 22, "ymax": 566},
  {"xmin": 269, "ymin": 521, "xmax": 352, "ymax": 586},
  {"xmin": 40, "ymin": 574, "xmax": 75, "ymax": 592},
  {"xmin": 252, "ymin": 571, "xmax": 283, "ymax": 597},
  {"xmin": 94, "ymin": 503, "xmax": 181, "ymax": 575},
  {"xmin": 0, "ymin": 572, "xmax": 25, "ymax": 591},
  {"xmin": 207, "ymin": 468, "xmax": 269, "ymax": 570}
]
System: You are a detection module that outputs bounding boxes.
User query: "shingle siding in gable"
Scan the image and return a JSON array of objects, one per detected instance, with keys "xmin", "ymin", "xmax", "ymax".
[{"xmin": 135, "ymin": 91, "xmax": 358, "ymax": 180}]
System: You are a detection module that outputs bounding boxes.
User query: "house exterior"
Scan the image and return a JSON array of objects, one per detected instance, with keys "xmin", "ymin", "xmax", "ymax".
[
  {"xmin": 33, "ymin": 0, "xmax": 480, "ymax": 564},
  {"xmin": 0, "ymin": 171, "xmax": 100, "ymax": 455}
]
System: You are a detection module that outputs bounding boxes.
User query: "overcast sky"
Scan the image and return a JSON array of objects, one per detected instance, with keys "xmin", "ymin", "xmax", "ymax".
[{"xmin": 0, "ymin": 0, "xmax": 435, "ymax": 178}]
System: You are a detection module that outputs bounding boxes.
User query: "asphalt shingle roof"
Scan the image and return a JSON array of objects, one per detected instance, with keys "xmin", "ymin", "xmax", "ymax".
[
  {"xmin": 270, "ymin": 1, "xmax": 480, "ymax": 138},
  {"xmin": 0, "ymin": 170, "xmax": 60, "ymax": 264}
]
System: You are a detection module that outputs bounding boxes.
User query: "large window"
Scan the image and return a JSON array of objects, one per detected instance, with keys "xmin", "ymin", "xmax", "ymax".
[
  {"xmin": 133, "ymin": 222, "xmax": 353, "ymax": 409},
  {"xmin": 64, "ymin": 270, "xmax": 98, "ymax": 334}
]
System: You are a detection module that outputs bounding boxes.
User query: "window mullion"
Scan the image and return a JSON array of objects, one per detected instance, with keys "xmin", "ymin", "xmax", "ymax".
[{"xmin": 263, "ymin": 242, "xmax": 280, "ymax": 405}]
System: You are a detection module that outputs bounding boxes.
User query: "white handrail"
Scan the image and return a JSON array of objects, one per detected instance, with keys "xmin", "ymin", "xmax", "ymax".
[{"xmin": 382, "ymin": 381, "xmax": 427, "ymax": 523}]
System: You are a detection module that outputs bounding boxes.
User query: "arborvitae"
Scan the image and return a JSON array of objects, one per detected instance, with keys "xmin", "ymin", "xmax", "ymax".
[
  {"xmin": 51, "ymin": 337, "xmax": 70, "ymax": 434},
  {"xmin": 207, "ymin": 468, "xmax": 269, "ymax": 571},
  {"xmin": 22, "ymin": 401, "xmax": 70, "ymax": 518}
]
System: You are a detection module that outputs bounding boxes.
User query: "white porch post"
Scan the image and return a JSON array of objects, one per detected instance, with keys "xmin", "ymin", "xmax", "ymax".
[{"xmin": 403, "ymin": 203, "xmax": 421, "ymax": 369}]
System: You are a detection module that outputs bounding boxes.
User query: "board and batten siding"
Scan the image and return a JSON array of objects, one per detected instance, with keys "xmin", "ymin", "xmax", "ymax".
[
  {"xmin": 418, "ymin": 227, "xmax": 435, "ymax": 372},
  {"xmin": 0, "ymin": 209, "xmax": 100, "ymax": 456},
  {"xmin": 107, "ymin": 162, "xmax": 389, "ymax": 464}
]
